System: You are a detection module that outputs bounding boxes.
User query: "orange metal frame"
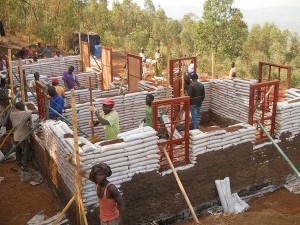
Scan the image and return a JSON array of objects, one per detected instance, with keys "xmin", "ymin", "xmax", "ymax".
[
  {"xmin": 152, "ymin": 97, "xmax": 190, "ymax": 168},
  {"xmin": 249, "ymin": 80, "xmax": 279, "ymax": 140},
  {"xmin": 36, "ymin": 81, "xmax": 49, "ymax": 119},
  {"xmin": 258, "ymin": 61, "xmax": 291, "ymax": 89}
]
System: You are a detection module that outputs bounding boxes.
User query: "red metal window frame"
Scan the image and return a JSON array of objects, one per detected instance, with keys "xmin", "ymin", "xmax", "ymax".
[
  {"xmin": 249, "ymin": 80, "xmax": 279, "ymax": 140},
  {"xmin": 36, "ymin": 81, "xmax": 49, "ymax": 119},
  {"xmin": 152, "ymin": 97, "xmax": 190, "ymax": 168},
  {"xmin": 258, "ymin": 61, "xmax": 291, "ymax": 89}
]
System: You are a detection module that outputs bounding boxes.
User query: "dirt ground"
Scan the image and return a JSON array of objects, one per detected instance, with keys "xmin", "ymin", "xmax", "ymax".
[
  {"xmin": 0, "ymin": 161, "xmax": 62, "ymax": 225},
  {"xmin": 177, "ymin": 188, "xmax": 300, "ymax": 225}
]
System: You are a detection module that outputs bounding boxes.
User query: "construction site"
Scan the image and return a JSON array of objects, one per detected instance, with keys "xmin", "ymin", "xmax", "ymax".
[{"xmin": 1, "ymin": 36, "xmax": 300, "ymax": 225}]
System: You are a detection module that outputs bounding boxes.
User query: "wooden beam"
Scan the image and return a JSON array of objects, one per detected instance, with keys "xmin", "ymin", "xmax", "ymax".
[
  {"xmin": 89, "ymin": 77, "xmax": 95, "ymax": 137},
  {"xmin": 18, "ymin": 60, "xmax": 26, "ymax": 104},
  {"xmin": 162, "ymin": 147, "xmax": 199, "ymax": 224},
  {"xmin": 70, "ymin": 89, "xmax": 88, "ymax": 225},
  {"xmin": 8, "ymin": 49, "xmax": 14, "ymax": 102}
]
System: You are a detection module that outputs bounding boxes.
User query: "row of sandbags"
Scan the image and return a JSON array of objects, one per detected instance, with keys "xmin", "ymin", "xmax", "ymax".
[
  {"xmin": 201, "ymin": 81, "xmax": 211, "ymax": 112},
  {"xmin": 275, "ymin": 99, "xmax": 300, "ymax": 137},
  {"xmin": 210, "ymin": 79, "xmax": 257, "ymax": 122},
  {"xmin": 41, "ymin": 121, "xmax": 160, "ymax": 208},
  {"xmin": 285, "ymin": 88, "xmax": 300, "ymax": 101},
  {"xmin": 63, "ymin": 83, "xmax": 171, "ymax": 138},
  {"xmin": 189, "ymin": 124, "xmax": 256, "ymax": 162}
]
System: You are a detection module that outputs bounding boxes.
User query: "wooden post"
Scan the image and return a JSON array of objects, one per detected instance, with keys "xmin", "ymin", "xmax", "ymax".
[
  {"xmin": 181, "ymin": 60, "xmax": 185, "ymax": 97},
  {"xmin": 18, "ymin": 60, "xmax": 25, "ymax": 104},
  {"xmin": 211, "ymin": 51, "xmax": 215, "ymax": 79},
  {"xmin": 78, "ymin": 32, "xmax": 82, "ymax": 54},
  {"xmin": 8, "ymin": 49, "xmax": 14, "ymax": 102},
  {"xmin": 70, "ymin": 89, "xmax": 87, "ymax": 225},
  {"xmin": 162, "ymin": 148, "xmax": 199, "ymax": 224},
  {"xmin": 52, "ymin": 192, "xmax": 77, "ymax": 225},
  {"xmin": 89, "ymin": 77, "xmax": 95, "ymax": 137},
  {"xmin": 166, "ymin": 46, "xmax": 170, "ymax": 99}
]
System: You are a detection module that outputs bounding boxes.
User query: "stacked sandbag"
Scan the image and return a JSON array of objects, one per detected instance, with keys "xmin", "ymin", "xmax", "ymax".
[
  {"xmin": 200, "ymin": 80, "xmax": 211, "ymax": 112},
  {"xmin": 189, "ymin": 124, "xmax": 256, "ymax": 162},
  {"xmin": 285, "ymin": 88, "xmax": 300, "ymax": 101},
  {"xmin": 41, "ymin": 121, "xmax": 159, "ymax": 208},
  {"xmin": 275, "ymin": 99, "xmax": 300, "ymax": 137},
  {"xmin": 210, "ymin": 79, "xmax": 257, "ymax": 122},
  {"xmin": 9, "ymin": 56, "xmax": 82, "ymax": 87}
]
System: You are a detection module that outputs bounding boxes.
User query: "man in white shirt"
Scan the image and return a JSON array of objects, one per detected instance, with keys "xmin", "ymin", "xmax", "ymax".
[
  {"xmin": 229, "ymin": 62, "xmax": 237, "ymax": 78},
  {"xmin": 188, "ymin": 60, "xmax": 195, "ymax": 78},
  {"xmin": 54, "ymin": 50, "xmax": 63, "ymax": 61}
]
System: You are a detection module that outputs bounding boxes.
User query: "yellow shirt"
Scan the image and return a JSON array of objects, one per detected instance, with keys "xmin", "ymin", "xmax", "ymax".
[
  {"xmin": 54, "ymin": 85, "xmax": 65, "ymax": 97},
  {"xmin": 100, "ymin": 110, "xmax": 120, "ymax": 140}
]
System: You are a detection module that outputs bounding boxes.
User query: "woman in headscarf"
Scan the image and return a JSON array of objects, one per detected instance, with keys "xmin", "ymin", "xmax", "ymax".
[{"xmin": 66, "ymin": 154, "xmax": 125, "ymax": 225}]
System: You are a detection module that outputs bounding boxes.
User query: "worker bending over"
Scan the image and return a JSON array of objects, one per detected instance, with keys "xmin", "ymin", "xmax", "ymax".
[
  {"xmin": 66, "ymin": 155, "xmax": 125, "ymax": 225},
  {"xmin": 90, "ymin": 98, "xmax": 120, "ymax": 140}
]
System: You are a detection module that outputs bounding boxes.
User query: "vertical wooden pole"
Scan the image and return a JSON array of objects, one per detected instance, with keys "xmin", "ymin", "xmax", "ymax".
[
  {"xmin": 70, "ymin": 89, "xmax": 87, "ymax": 225},
  {"xmin": 166, "ymin": 46, "xmax": 170, "ymax": 99},
  {"xmin": 163, "ymin": 147, "xmax": 199, "ymax": 224},
  {"xmin": 78, "ymin": 32, "xmax": 82, "ymax": 54},
  {"xmin": 89, "ymin": 77, "xmax": 95, "ymax": 137},
  {"xmin": 18, "ymin": 60, "xmax": 25, "ymax": 104},
  {"xmin": 8, "ymin": 49, "xmax": 14, "ymax": 102},
  {"xmin": 181, "ymin": 60, "xmax": 185, "ymax": 97},
  {"xmin": 211, "ymin": 51, "xmax": 215, "ymax": 79}
]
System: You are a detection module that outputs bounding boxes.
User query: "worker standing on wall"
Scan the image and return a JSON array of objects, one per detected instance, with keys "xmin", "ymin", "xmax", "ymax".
[
  {"xmin": 62, "ymin": 66, "xmax": 80, "ymax": 90},
  {"xmin": 188, "ymin": 73, "xmax": 205, "ymax": 130},
  {"xmin": 90, "ymin": 98, "xmax": 120, "ymax": 140},
  {"xmin": 228, "ymin": 62, "xmax": 237, "ymax": 78},
  {"xmin": 66, "ymin": 155, "xmax": 125, "ymax": 225}
]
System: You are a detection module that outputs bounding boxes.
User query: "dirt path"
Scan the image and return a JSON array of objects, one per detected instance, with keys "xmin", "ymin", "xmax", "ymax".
[
  {"xmin": 177, "ymin": 188, "xmax": 300, "ymax": 225},
  {"xmin": 0, "ymin": 161, "xmax": 62, "ymax": 225}
]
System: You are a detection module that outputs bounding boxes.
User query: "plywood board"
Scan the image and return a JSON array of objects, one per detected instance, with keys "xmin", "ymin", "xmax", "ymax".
[
  {"xmin": 101, "ymin": 46, "xmax": 112, "ymax": 90},
  {"xmin": 80, "ymin": 41, "xmax": 90, "ymax": 72},
  {"xmin": 128, "ymin": 53, "xmax": 142, "ymax": 91}
]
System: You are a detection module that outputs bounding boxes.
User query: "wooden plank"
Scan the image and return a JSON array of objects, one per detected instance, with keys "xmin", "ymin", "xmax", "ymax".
[
  {"xmin": 18, "ymin": 60, "xmax": 25, "ymax": 104},
  {"xmin": 8, "ymin": 49, "xmax": 14, "ymax": 102}
]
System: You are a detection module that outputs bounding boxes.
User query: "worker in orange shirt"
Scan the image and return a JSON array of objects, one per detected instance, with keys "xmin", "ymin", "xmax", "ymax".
[{"xmin": 52, "ymin": 78, "xmax": 65, "ymax": 98}]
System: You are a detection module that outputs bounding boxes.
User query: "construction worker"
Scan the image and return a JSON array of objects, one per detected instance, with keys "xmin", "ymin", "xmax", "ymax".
[
  {"xmin": 29, "ymin": 72, "xmax": 40, "ymax": 92},
  {"xmin": 142, "ymin": 94, "xmax": 162, "ymax": 127},
  {"xmin": 48, "ymin": 86, "xmax": 65, "ymax": 119},
  {"xmin": 10, "ymin": 102, "xmax": 32, "ymax": 167},
  {"xmin": 54, "ymin": 50, "xmax": 63, "ymax": 61},
  {"xmin": 36, "ymin": 42, "xmax": 43, "ymax": 58},
  {"xmin": 90, "ymin": 98, "xmax": 120, "ymax": 140},
  {"xmin": 52, "ymin": 78, "xmax": 65, "ymax": 98},
  {"xmin": 42, "ymin": 43, "xmax": 52, "ymax": 58},
  {"xmin": 188, "ymin": 73, "xmax": 205, "ymax": 130},
  {"xmin": 62, "ymin": 66, "xmax": 80, "ymax": 90},
  {"xmin": 229, "ymin": 62, "xmax": 237, "ymax": 78},
  {"xmin": 66, "ymin": 155, "xmax": 125, "ymax": 225}
]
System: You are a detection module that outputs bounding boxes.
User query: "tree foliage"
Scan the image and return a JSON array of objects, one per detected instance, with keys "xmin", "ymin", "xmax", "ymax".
[{"xmin": 1, "ymin": 0, "xmax": 300, "ymax": 86}]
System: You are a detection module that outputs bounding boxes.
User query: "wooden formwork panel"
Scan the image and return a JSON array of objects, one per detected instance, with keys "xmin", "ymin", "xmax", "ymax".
[
  {"xmin": 128, "ymin": 53, "xmax": 142, "ymax": 91},
  {"xmin": 80, "ymin": 41, "xmax": 90, "ymax": 72},
  {"xmin": 101, "ymin": 46, "xmax": 113, "ymax": 90}
]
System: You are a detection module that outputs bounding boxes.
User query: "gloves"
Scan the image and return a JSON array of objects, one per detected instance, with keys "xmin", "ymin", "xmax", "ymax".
[{"xmin": 89, "ymin": 106, "xmax": 97, "ymax": 113}]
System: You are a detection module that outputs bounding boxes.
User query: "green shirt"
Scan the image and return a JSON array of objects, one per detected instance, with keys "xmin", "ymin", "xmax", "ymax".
[
  {"xmin": 146, "ymin": 105, "xmax": 153, "ymax": 127},
  {"xmin": 146, "ymin": 106, "xmax": 161, "ymax": 127},
  {"xmin": 100, "ymin": 110, "xmax": 120, "ymax": 140}
]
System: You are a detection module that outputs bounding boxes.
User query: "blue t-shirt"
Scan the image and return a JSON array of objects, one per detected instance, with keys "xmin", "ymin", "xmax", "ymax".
[{"xmin": 49, "ymin": 94, "xmax": 65, "ymax": 118}]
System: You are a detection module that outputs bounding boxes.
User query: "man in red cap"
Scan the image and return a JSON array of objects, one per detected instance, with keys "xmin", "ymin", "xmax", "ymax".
[
  {"xmin": 52, "ymin": 78, "xmax": 65, "ymax": 98},
  {"xmin": 90, "ymin": 98, "xmax": 120, "ymax": 140}
]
